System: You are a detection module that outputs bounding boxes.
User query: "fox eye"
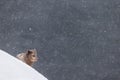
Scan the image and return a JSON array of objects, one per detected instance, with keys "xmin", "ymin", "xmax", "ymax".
[{"xmin": 32, "ymin": 55, "xmax": 35, "ymax": 57}]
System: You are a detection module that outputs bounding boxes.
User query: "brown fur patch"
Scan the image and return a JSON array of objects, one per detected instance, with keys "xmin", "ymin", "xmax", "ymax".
[{"xmin": 16, "ymin": 49, "xmax": 38, "ymax": 66}]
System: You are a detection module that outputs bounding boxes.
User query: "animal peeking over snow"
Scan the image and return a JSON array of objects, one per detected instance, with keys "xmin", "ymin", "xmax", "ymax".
[{"xmin": 16, "ymin": 49, "xmax": 38, "ymax": 66}]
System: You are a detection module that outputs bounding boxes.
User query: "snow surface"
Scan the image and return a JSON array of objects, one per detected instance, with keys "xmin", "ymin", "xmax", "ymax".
[{"xmin": 0, "ymin": 49, "xmax": 48, "ymax": 80}]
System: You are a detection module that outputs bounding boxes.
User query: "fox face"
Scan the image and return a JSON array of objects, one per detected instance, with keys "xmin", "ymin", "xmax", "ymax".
[
  {"xmin": 26, "ymin": 49, "xmax": 38, "ymax": 63},
  {"xmin": 17, "ymin": 49, "xmax": 38, "ymax": 66}
]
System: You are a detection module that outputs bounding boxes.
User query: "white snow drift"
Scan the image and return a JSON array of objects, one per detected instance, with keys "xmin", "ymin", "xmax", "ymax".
[{"xmin": 0, "ymin": 49, "xmax": 48, "ymax": 80}]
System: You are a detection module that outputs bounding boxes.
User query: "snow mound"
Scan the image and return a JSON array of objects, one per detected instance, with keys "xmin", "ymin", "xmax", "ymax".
[{"xmin": 0, "ymin": 49, "xmax": 48, "ymax": 80}]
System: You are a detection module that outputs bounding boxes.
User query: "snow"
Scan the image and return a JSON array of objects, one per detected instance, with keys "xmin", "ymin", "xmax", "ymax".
[{"xmin": 0, "ymin": 49, "xmax": 48, "ymax": 80}]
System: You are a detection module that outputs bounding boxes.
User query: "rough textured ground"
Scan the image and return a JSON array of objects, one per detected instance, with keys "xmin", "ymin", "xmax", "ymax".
[{"xmin": 0, "ymin": 0, "xmax": 120, "ymax": 80}]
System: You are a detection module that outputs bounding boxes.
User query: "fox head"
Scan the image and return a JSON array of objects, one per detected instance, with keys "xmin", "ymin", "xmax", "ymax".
[{"xmin": 26, "ymin": 49, "xmax": 38, "ymax": 64}]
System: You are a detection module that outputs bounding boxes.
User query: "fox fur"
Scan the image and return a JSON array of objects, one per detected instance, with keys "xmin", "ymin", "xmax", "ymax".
[{"xmin": 16, "ymin": 49, "xmax": 38, "ymax": 66}]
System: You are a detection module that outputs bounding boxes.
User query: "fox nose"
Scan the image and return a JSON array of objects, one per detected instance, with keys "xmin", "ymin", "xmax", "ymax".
[
  {"xmin": 35, "ymin": 58, "xmax": 38, "ymax": 61},
  {"xmin": 35, "ymin": 57, "xmax": 39, "ymax": 61}
]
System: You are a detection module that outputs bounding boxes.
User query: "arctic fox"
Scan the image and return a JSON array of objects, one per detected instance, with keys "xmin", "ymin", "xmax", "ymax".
[{"xmin": 16, "ymin": 49, "xmax": 38, "ymax": 66}]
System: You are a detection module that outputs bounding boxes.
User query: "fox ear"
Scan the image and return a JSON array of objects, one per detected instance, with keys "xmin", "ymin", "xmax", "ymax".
[
  {"xmin": 33, "ymin": 48, "xmax": 36, "ymax": 51},
  {"xmin": 26, "ymin": 50, "xmax": 32, "ymax": 55},
  {"xmin": 33, "ymin": 49, "xmax": 37, "ymax": 54}
]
